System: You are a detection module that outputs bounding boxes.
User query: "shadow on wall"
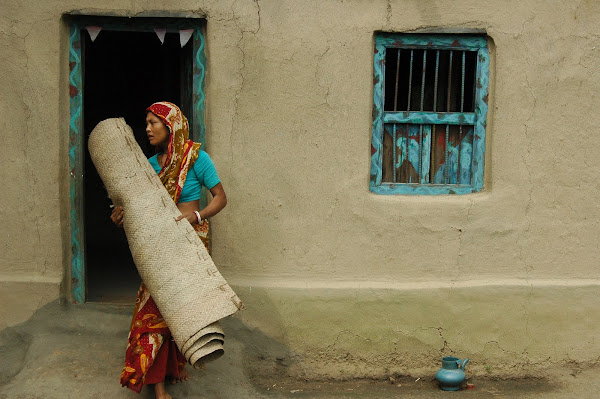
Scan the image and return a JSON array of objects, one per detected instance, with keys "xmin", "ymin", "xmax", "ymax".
[
  {"xmin": 222, "ymin": 316, "xmax": 294, "ymax": 384},
  {"xmin": 0, "ymin": 326, "xmax": 31, "ymax": 386},
  {"xmin": 222, "ymin": 285, "xmax": 296, "ymax": 385}
]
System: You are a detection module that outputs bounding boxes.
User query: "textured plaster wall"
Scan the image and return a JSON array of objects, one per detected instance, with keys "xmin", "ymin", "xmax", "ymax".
[
  {"xmin": 1, "ymin": 0, "xmax": 599, "ymax": 377},
  {"xmin": 233, "ymin": 283, "xmax": 600, "ymax": 380},
  {"xmin": 212, "ymin": 0, "xmax": 600, "ymax": 284},
  {"xmin": 0, "ymin": 0, "xmax": 67, "ymax": 330}
]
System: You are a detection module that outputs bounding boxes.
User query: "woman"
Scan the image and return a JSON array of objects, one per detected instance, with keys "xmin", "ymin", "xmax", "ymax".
[{"xmin": 111, "ymin": 101, "xmax": 227, "ymax": 399}]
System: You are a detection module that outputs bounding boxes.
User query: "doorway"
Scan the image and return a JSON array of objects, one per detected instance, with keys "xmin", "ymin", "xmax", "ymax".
[{"xmin": 68, "ymin": 17, "xmax": 206, "ymax": 303}]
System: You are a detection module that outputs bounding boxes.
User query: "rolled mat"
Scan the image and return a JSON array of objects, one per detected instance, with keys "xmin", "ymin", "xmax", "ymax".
[{"xmin": 88, "ymin": 118, "xmax": 243, "ymax": 368}]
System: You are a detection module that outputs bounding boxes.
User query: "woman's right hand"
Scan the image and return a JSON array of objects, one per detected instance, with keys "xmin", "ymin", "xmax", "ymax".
[{"xmin": 110, "ymin": 206, "xmax": 124, "ymax": 228}]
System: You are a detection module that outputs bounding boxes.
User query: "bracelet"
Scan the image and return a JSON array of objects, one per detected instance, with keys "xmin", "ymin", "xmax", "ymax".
[{"xmin": 193, "ymin": 211, "xmax": 202, "ymax": 224}]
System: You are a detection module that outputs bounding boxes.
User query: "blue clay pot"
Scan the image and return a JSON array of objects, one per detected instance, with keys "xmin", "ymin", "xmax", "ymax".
[{"xmin": 435, "ymin": 356, "xmax": 469, "ymax": 391}]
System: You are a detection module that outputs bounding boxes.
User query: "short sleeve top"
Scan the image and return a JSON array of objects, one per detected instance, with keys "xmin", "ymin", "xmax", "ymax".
[{"xmin": 148, "ymin": 151, "xmax": 221, "ymax": 203}]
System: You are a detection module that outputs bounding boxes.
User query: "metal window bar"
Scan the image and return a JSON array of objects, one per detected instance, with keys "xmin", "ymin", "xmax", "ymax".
[
  {"xmin": 407, "ymin": 50, "xmax": 414, "ymax": 112},
  {"xmin": 393, "ymin": 49, "xmax": 401, "ymax": 182},
  {"xmin": 433, "ymin": 50, "xmax": 440, "ymax": 112},
  {"xmin": 431, "ymin": 50, "xmax": 440, "ymax": 182},
  {"xmin": 460, "ymin": 51, "xmax": 466, "ymax": 111},
  {"xmin": 458, "ymin": 51, "xmax": 466, "ymax": 183},
  {"xmin": 394, "ymin": 50, "xmax": 401, "ymax": 111},
  {"xmin": 472, "ymin": 51, "xmax": 478, "ymax": 112},
  {"xmin": 419, "ymin": 51, "xmax": 427, "ymax": 182},
  {"xmin": 420, "ymin": 50, "xmax": 426, "ymax": 111},
  {"xmin": 444, "ymin": 50, "xmax": 453, "ymax": 183},
  {"xmin": 406, "ymin": 50, "xmax": 414, "ymax": 182}
]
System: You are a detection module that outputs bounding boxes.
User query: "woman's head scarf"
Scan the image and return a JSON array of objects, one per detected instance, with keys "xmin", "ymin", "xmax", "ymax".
[{"xmin": 146, "ymin": 101, "xmax": 201, "ymax": 204}]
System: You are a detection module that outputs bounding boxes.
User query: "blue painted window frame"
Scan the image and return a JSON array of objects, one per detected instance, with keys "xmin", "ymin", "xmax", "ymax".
[
  {"xmin": 68, "ymin": 16, "xmax": 207, "ymax": 303},
  {"xmin": 370, "ymin": 34, "xmax": 490, "ymax": 195}
]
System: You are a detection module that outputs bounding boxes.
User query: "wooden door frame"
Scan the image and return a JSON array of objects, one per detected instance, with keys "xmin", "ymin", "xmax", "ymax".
[{"xmin": 68, "ymin": 16, "xmax": 207, "ymax": 303}]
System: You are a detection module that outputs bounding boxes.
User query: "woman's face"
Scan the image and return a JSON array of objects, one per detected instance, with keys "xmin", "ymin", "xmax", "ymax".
[{"xmin": 146, "ymin": 112, "xmax": 170, "ymax": 148}]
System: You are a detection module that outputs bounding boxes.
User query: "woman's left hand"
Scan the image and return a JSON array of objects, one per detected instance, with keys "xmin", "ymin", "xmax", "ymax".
[{"xmin": 175, "ymin": 212, "xmax": 199, "ymax": 225}]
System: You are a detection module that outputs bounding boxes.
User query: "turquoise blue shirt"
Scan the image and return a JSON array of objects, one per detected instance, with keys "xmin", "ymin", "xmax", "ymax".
[{"xmin": 148, "ymin": 151, "xmax": 221, "ymax": 203}]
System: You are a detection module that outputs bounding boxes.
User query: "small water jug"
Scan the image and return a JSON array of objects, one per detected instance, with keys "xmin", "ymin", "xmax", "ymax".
[{"xmin": 435, "ymin": 356, "xmax": 469, "ymax": 391}]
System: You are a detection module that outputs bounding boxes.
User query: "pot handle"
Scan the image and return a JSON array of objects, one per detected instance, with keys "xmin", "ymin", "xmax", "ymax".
[{"xmin": 460, "ymin": 358, "xmax": 470, "ymax": 370}]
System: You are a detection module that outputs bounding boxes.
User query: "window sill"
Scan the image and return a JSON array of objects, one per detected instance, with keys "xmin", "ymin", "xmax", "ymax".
[{"xmin": 370, "ymin": 182, "xmax": 482, "ymax": 195}]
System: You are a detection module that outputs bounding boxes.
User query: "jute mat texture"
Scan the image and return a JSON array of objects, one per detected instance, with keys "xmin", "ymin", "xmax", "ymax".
[{"xmin": 88, "ymin": 118, "xmax": 243, "ymax": 368}]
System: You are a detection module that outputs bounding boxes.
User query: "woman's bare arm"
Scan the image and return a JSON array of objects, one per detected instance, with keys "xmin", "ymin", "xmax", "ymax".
[{"xmin": 176, "ymin": 183, "xmax": 227, "ymax": 224}]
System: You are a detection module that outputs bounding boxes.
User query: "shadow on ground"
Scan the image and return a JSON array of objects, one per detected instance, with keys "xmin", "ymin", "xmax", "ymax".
[{"xmin": 0, "ymin": 300, "xmax": 598, "ymax": 399}]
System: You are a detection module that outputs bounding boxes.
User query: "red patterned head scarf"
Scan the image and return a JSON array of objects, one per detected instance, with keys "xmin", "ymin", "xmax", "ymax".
[{"xmin": 146, "ymin": 101, "xmax": 201, "ymax": 204}]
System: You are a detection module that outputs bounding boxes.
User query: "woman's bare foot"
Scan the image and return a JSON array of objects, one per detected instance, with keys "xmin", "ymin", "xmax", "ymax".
[
  {"xmin": 169, "ymin": 369, "xmax": 190, "ymax": 385},
  {"xmin": 154, "ymin": 381, "xmax": 172, "ymax": 399}
]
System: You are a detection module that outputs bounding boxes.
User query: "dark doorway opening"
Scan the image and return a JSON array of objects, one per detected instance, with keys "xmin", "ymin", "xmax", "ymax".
[{"xmin": 83, "ymin": 29, "xmax": 193, "ymax": 302}]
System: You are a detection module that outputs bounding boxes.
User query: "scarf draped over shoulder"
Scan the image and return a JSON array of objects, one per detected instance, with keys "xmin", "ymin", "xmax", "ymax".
[{"xmin": 146, "ymin": 101, "xmax": 201, "ymax": 204}]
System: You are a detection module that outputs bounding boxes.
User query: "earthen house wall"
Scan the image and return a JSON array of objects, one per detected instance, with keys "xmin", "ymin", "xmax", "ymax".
[{"xmin": 1, "ymin": 0, "xmax": 599, "ymax": 378}]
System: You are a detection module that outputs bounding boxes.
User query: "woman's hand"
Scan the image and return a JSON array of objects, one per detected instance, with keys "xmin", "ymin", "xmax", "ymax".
[
  {"xmin": 175, "ymin": 211, "xmax": 199, "ymax": 225},
  {"xmin": 110, "ymin": 206, "xmax": 124, "ymax": 228}
]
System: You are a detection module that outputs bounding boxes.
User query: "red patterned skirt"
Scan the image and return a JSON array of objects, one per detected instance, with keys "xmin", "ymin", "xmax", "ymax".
[{"xmin": 121, "ymin": 220, "xmax": 210, "ymax": 393}]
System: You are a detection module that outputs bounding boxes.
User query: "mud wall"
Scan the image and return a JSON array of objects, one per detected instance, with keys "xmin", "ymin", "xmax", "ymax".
[{"xmin": 1, "ymin": 0, "xmax": 599, "ymax": 377}]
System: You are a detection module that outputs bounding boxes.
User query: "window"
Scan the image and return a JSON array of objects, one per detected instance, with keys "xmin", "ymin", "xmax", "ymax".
[{"xmin": 370, "ymin": 34, "xmax": 490, "ymax": 195}]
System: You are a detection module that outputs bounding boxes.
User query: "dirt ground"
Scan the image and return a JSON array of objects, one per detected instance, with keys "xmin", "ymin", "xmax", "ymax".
[{"xmin": 0, "ymin": 300, "xmax": 598, "ymax": 399}]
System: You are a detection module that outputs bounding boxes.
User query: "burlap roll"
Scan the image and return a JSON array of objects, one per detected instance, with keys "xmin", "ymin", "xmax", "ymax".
[{"xmin": 88, "ymin": 118, "xmax": 242, "ymax": 368}]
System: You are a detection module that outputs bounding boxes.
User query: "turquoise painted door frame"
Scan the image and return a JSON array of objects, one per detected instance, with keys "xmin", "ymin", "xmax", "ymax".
[{"xmin": 68, "ymin": 16, "xmax": 207, "ymax": 303}]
